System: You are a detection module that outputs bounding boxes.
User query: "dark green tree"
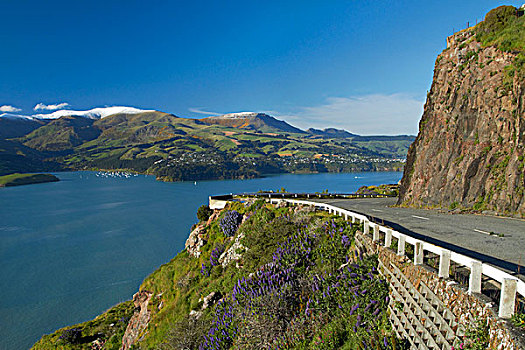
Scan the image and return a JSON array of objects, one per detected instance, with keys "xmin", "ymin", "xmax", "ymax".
[{"xmin": 197, "ymin": 205, "xmax": 213, "ymax": 222}]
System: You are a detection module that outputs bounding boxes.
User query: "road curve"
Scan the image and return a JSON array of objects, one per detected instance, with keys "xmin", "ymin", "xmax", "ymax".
[{"xmin": 310, "ymin": 197, "xmax": 525, "ymax": 275}]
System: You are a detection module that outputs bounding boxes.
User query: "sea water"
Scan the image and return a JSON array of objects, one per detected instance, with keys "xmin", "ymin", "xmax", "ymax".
[{"xmin": 0, "ymin": 171, "xmax": 402, "ymax": 349}]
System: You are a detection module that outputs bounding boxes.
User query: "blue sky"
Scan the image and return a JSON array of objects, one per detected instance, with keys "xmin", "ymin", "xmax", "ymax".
[{"xmin": 1, "ymin": 1, "xmax": 522, "ymax": 134}]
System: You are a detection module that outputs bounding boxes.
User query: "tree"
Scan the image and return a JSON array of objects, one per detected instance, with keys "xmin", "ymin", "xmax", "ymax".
[{"xmin": 197, "ymin": 205, "xmax": 213, "ymax": 222}]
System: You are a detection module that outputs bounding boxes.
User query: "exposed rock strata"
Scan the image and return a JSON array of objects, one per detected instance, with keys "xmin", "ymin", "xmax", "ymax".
[
  {"xmin": 219, "ymin": 230, "xmax": 246, "ymax": 267},
  {"xmin": 120, "ymin": 290, "xmax": 153, "ymax": 350},
  {"xmin": 399, "ymin": 27, "xmax": 525, "ymax": 217},
  {"xmin": 185, "ymin": 224, "xmax": 207, "ymax": 257}
]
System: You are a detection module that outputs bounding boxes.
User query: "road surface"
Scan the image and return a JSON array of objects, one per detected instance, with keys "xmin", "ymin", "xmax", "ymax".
[{"xmin": 310, "ymin": 197, "xmax": 525, "ymax": 275}]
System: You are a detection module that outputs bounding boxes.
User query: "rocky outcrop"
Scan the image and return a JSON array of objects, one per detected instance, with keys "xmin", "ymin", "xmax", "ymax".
[
  {"xmin": 219, "ymin": 230, "xmax": 246, "ymax": 267},
  {"xmin": 120, "ymin": 290, "xmax": 153, "ymax": 350},
  {"xmin": 200, "ymin": 291, "xmax": 223, "ymax": 310},
  {"xmin": 185, "ymin": 224, "xmax": 207, "ymax": 257},
  {"xmin": 399, "ymin": 12, "xmax": 525, "ymax": 217},
  {"xmin": 206, "ymin": 209, "xmax": 220, "ymax": 226},
  {"xmin": 218, "ymin": 213, "xmax": 250, "ymax": 267}
]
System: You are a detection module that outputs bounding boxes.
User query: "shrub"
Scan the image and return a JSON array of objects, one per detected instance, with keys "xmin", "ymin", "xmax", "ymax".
[
  {"xmin": 219, "ymin": 210, "xmax": 243, "ymax": 237},
  {"xmin": 197, "ymin": 205, "xmax": 213, "ymax": 222},
  {"xmin": 161, "ymin": 315, "xmax": 210, "ymax": 349},
  {"xmin": 511, "ymin": 312, "xmax": 525, "ymax": 329},
  {"xmin": 478, "ymin": 6, "xmax": 517, "ymax": 34},
  {"xmin": 200, "ymin": 214, "xmax": 402, "ymax": 349},
  {"xmin": 476, "ymin": 5, "xmax": 525, "ymax": 56},
  {"xmin": 59, "ymin": 327, "xmax": 82, "ymax": 344},
  {"xmin": 459, "ymin": 319, "xmax": 490, "ymax": 349}
]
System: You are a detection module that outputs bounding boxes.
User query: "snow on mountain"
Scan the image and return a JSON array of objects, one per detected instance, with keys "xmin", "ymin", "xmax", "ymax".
[
  {"xmin": 0, "ymin": 113, "xmax": 36, "ymax": 120},
  {"xmin": 33, "ymin": 106, "xmax": 155, "ymax": 120},
  {"xmin": 209, "ymin": 112, "xmax": 263, "ymax": 119},
  {"xmin": 0, "ymin": 106, "xmax": 155, "ymax": 121}
]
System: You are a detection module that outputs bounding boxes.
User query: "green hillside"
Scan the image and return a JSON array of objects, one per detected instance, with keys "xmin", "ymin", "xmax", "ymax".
[
  {"xmin": 32, "ymin": 200, "xmax": 406, "ymax": 349},
  {"xmin": 0, "ymin": 173, "xmax": 59, "ymax": 187},
  {"xmin": 0, "ymin": 111, "xmax": 414, "ymax": 180}
]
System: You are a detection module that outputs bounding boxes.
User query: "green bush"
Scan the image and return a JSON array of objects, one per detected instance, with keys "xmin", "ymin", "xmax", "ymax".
[
  {"xmin": 478, "ymin": 6, "xmax": 517, "ymax": 35},
  {"xmin": 197, "ymin": 205, "xmax": 213, "ymax": 222},
  {"xmin": 459, "ymin": 319, "xmax": 490, "ymax": 349},
  {"xmin": 476, "ymin": 6, "xmax": 525, "ymax": 54},
  {"xmin": 511, "ymin": 312, "xmax": 525, "ymax": 329}
]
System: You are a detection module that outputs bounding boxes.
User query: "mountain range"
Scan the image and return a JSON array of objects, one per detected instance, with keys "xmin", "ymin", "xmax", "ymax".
[{"xmin": 0, "ymin": 107, "xmax": 414, "ymax": 180}]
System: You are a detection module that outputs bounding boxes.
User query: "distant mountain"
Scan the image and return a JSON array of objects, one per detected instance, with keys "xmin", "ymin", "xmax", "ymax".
[
  {"xmin": 307, "ymin": 127, "xmax": 414, "ymax": 142},
  {"xmin": 0, "ymin": 106, "xmax": 414, "ymax": 179},
  {"xmin": 0, "ymin": 106, "xmax": 154, "ymax": 122},
  {"xmin": 0, "ymin": 112, "xmax": 38, "ymax": 121},
  {"xmin": 93, "ymin": 111, "xmax": 202, "ymax": 143},
  {"xmin": 0, "ymin": 139, "xmax": 59, "ymax": 175},
  {"xmin": 32, "ymin": 106, "xmax": 155, "ymax": 120},
  {"xmin": 0, "ymin": 115, "xmax": 47, "ymax": 139},
  {"xmin": 22, "ymin": 116, "xmax": 101, "ymax": 151},
  {"xmin": 201, "ymin": 112, "xmax": 305, "ymax": 134},
  {"xmin": 307, "ymin": 128, "xmax": 357, "ymax": 138}
]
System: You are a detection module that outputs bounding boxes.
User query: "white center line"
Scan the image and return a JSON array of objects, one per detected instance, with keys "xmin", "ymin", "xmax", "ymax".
[
  {"xmin": 411, "ymin": 215, "xmax": 429, "ymax": 220},
  {"xmin": 371, "ymin": 209, "xmax": 383, "ymax": 212},
  {"xmin": 474, "ymin": 229, "xmax": 490, "ymax": 235}
]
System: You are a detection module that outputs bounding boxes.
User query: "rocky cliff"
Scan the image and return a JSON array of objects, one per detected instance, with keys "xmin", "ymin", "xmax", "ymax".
[{"xmin": 399, "ymin": 6, "xmax": 525, "ymax": 217}]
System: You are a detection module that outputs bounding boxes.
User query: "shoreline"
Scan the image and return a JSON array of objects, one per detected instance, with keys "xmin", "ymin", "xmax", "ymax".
[{"xmin": 0, "ymin": 173, "xmax": 59, "ymax": 187}]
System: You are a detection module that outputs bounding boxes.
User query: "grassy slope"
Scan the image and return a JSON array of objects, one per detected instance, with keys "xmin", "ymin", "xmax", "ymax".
[
  {"xmin": 0, "ymin": 173, "xmax": 59, "ymax": 187},
  {"xmin": 0, "ymin": 139, "xmax": 59, "ymax": 176},
  {"xmin": 475, "ymin": 5, "xmax": 525, "ymax": 77},
  {"xmin": 33, "ymin": 201, "xmax": 405, "ymax": 349},
  {"xmin": 32, "ymin": 301, "xmax": 134, "ymax": 350},
  {"xmin": 475, "ymin": 6, "xmax": 525, "ymax": 52},
  {"xmin": 9, "ymin": 111, "xmax": 413, "ymax": 171}
]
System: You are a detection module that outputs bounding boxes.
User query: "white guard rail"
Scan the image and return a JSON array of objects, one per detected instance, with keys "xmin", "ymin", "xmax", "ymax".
[{"xmin": 268, "ymin": 198, "xmax": 523, "ymax": 319}]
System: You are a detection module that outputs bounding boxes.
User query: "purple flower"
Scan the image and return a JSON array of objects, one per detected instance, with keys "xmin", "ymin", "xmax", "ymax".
[
  {"xmin": 341, "ymin": 235, "xmax": 351, "ymax": 247},
  {"xmin": 201, "ymin": 263, "xmax": 210, "ymax": 277},
  {"xmin": 210, "ymin": 243, "xmax": 225, "ymax": 266},
  {"xmin": 220, "ymin": 210, "xmax": 243, "ymax": 237}
]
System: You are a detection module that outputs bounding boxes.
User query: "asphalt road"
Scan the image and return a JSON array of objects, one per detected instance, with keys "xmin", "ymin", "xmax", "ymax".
[{"xmin": 311, "ymin": 197, "xmax": 525, "ymax": 275}]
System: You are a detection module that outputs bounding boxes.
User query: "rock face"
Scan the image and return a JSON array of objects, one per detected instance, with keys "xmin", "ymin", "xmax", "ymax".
[
  {"xmin": 120, "ymin": 290, "xmax": 153, "ymax": 350},
  {"xmin": 200, "ymin": 291, "xmax": 223, "ymax": 310},
  {"xmin": 185, "ymin": 224, "xmax": 207, "ymax": 257},
  {"xmin": 219, "ymin": 230, "xmax": 246, "ymax": 267},
  {"xmin": 218, "ymin": 213, "xmax": 250, "ymax": 267},
  {"xmin": 399, "ymin": 16, "xmax": 525, "ymax": 217}
]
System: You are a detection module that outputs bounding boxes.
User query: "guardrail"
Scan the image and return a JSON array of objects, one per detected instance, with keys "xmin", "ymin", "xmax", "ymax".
[
  {"xmin": 209, "ymin": 193, "xmax": 395, "ymax": 210},
  {"xmin": 237, "ymin": 192, "xmax": 395, "ymax": 199},
  {"xmin": 261, "ymin": 197, "xmax": 523, "ymax": 319}
]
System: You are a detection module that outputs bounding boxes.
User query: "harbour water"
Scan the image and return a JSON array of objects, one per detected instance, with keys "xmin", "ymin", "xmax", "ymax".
[{"xmin": 0, "ymin": 171, "xmax": 402, "ymax": 349}]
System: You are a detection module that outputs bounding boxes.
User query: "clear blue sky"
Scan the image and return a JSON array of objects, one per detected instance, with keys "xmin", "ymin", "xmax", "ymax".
[{"xmin": 1, "ymin": 1, "xmax": 522, "ymax": 134}]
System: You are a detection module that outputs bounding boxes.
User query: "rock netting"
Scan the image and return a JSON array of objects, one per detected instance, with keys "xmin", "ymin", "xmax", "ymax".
[{"xmin": 356, "ymin": 230, "xmax": 520, "ymax": 350}]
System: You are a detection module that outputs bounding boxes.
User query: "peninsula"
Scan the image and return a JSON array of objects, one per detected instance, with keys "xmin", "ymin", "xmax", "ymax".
[{"xmin": 0, "ymin": 173, "xmax": 59, "ymax": 187}]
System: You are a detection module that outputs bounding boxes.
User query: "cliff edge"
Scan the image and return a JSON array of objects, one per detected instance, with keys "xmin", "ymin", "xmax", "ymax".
[{"xmin": 399, "ymin": 6, "xmax": 525, "ymax": 217}]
